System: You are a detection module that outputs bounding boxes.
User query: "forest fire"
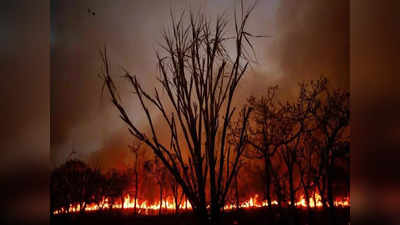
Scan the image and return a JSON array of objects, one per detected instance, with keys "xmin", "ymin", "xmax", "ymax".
[
  {"xmin": 53, "ymin": 193, "xmax": 349, "ymax": 215},
  {"xmin": 51, "ymin": 2, "xmax": 351, "ymax": 225},
  {"xmin": 53, "ymin": 196, "xmax": 192, "ymax": 215}
]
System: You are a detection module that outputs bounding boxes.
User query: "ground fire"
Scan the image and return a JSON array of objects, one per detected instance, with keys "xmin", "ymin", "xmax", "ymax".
[
  {"xmin": 51, "ymin": 2, "xmax": 350, "ymax": 224},
  {"xmin": 53, "ymin": 192, "xmax": 349, "ymax": 215}
]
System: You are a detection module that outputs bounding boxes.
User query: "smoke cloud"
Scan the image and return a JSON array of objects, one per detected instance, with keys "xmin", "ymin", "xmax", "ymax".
[{"xmin": 51, "ymin": 0, "xmax": 349, "ymax": 169}]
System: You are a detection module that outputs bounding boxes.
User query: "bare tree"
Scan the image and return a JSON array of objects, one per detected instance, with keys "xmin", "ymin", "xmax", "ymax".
[
  {"xmin": 296, "ymin": 130, "xmax": 321, "ymax": 225},
  {"xmin": 51, "ymin": 159, "xmax": 102, "ymax": 214},
  {"xmin": 233, "ymin": 163, "xmax": 240, "ymax": 211},
  {"xmin": 270, "ymin": 155, "xmax": 286, "ymax": 209},
  {"xmin": 143, "ymin": 157, "xmax": 168, "ymax": 215},
  {"xmin": 156, "ymin": 159, "xmax": 168, "ymax": 215},
  {"xmin": 129, "ymin": 142, "xmax": 144, "ymax": 216},
  {"xmin": 167, "ymin": 170, "xmax": 185, "ymax": 215},
  {"xmin": 244, "ymin": 86, "xmax": 285, "ymax": 209},
  {"xmin": 296, "ymin": 139, "xmax": 313, "ymax": 209},
  {"xmin": 100, "ymin": 2, "xmax": 260, "ymax": 224},
  {"xmin": 303, "ymin": 78, "xmax": 350, "ymax": 225},
  {"xmin": 104, "ymin": 169, "xmax": 130, "ymax": 212}
]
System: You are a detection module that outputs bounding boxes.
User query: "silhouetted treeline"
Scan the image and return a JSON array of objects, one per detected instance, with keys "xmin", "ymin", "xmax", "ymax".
[
  {"xmin": 50, "ymin": 159, "xmax": 132, "ymax": 215},
  {"xmin": 228, "ymin": 76, "xmax": 349, "ymax": 225},
  {"xmin": 51, "ymin": 77, "xmax": 349, "ymax": 225},
  {"xmin": 50, "ymin": 157, "xmax": 185, "ymax": 216}
]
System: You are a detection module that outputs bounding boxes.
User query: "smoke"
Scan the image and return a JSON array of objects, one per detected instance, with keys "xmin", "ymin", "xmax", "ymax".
[
  {"xmin": 259, "ymin": 0, "xmax": 349, "ymax": 98},
  {"xmin": 50, "ymin": 0, "xmax": 272, "ymax": 166},
  {"xmin": 51, "ymin": 0, "xmax": 349, "ymax": 168},
  {"xmin": 51, "ymin": 0, "xmax": 174, "ymax": 165}
]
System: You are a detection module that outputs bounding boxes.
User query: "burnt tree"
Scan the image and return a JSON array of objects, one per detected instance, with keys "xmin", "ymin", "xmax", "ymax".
[{"xmin": 100, "ymin": 3, "xmax": 260, "ymax": 224}]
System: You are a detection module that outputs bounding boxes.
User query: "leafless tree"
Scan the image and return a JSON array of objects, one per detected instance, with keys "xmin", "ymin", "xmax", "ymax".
[
  {"xmin": 129, "ymin": 142, "xmax": 144, "ymax": 215},
  {"xmin": 167, "ymin": 169, "xmax": 185, "ymax": 215},
  {"xmin": 143, "ymin": 157, "xmax": 169, "ymax": 215},
  {"xmin": 244, "ymin": 86, "xmax": 285, "ymax": 209},
  {"xmin": 104, "ymin": 169, "xmax": 130, "ymax": 212},
  {"xmin": 100, "ymin": 2, "xmax": 260, "ymax": 224},
  {"xmin": 279, "ymin": 104, "xmax": 306, "ymax": 209},
  {"xmin": 295, "ymin": 131, "xmax": 318, "ymax": 225},
  {"xmin": 302, "ymin": 78, "xmax": 350, "ymax": 225},
  {"xmin": 260, "ymin": 80, "xmax": 324, "ymax": 225},
  {"xmin": 270, "ymin": 156, "xmax": 286, "ymax": 209}
]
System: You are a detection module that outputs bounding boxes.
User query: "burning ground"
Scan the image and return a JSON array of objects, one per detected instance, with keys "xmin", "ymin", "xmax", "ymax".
[{"xmin": 51, "ymin": 1, "xmax": 349, "ymax": 225}]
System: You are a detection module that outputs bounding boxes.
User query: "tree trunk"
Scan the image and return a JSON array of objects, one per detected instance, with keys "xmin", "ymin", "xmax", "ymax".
[
  {"xmin": 304, "ymin": 188, "xmax": 312, "ymax": 225},
  {"xmin": 210, "ymin": 204, "xmax": 221, "ymax": 225},
  {"xmin": 193, "ymin": 206, "xmax": 210, "ymax": 225},
  {"xmin": 173, "ymin": 185, "xmax": 178, "ymax": 215},
  {"xmin": 288, "ymin": 166, "xmax": 295, "ymax": 208},
  {"xmin": 264, "ymin": 155, "xmax": 272, "ymax": 208},
  {"xmin": 288, "ymin": 166, "xmax": 297, "ymax": 225},
  {"xmin": 134, "ymin": 170, "xmax": 138, "ymax": 215},
  {"xmin": 299, "ymin": 167, "xmax": 312, "ymax": 225},
  {"xmin": 159, "ymin": 183, "xmax": 163, "ymax": 216},
  {"xmin": 327, "ymin": 161, "xmax": 337, "ymax": 225},
  {"xmin": 134, "ymin": 153, "xmax": 139, "ymax": 216},
  {"xmin": 79, "ymin": 202, "xmax": 86, "ymax": 214},
  {"xmin": 235, "ymin": 172, "xmax": 240, "ymax": 210}
]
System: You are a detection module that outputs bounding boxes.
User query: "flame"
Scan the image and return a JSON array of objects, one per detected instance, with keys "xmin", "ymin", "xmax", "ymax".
[
  {"xmin": 224, "ymin": 195, "xmax": 279, "ymax": 210},
  {"xmin": 53, "ymin": 193, "xmax": 349, "ymax": 215}
]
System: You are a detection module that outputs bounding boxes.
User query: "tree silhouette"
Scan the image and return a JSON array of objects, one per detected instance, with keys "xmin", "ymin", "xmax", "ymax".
[
  {"xmin": 302, "ymin": 78, "xmax": 350, "ymax": 225},
  {"xmin": 244, "ymin": 86, "xmax": 283, "ymax": 209},
  {"xmin": 51, "ymin": 159, "xmax": 102, "ymax": 214},
  {"xmin": 166, "ymin": 169, "xmax": 185, "ymax": 215},
  {"xmin": 100, "ymin": 2, "xmax": 260, "ymax": 224},
  {"xmin": 129, "ymin": 142, "xmax": 144, "ymax": 215}
]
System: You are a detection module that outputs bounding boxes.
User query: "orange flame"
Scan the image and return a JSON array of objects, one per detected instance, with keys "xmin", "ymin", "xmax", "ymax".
[{"xmin": 54, "ymin": 193, "xmax": 349, "ymax": 215}]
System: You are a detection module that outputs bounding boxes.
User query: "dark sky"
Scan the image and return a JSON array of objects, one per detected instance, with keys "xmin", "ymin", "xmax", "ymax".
[{"xmin": 51, "ymin": 0, "xmax": 349, "ymax": 168}]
